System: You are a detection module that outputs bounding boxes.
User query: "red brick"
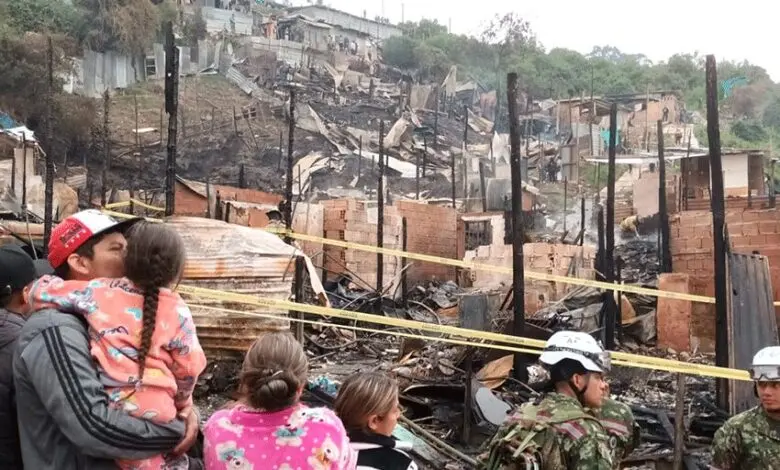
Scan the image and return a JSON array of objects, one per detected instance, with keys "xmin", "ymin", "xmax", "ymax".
[{"xmin": 759, "ymin": 221, "xmax": 777, "ymax": 234}]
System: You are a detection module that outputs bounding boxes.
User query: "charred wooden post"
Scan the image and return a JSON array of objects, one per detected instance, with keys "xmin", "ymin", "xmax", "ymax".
[
  {"xmin": 214, "ymin": 191, "xmax": 223, "ymax": 220},
  {"xmin": 507, "ymin": 73, "xmax": 526, "ymax": 380},
  {"xmin": 415, "ymin": 147, "xmax": 421, "ymax": 200},
  {"xmin": 579, "ymin": 196, "xmax": 586, "ymax": 246},
  {"xmin": 238, "ymin": 163, "xmax": 246, "ymax": 189},
  {"xmin": 358, "ymin": 135, "xmax": 362, "ymax": 181},
  {"xmin": 706, "ymin": 55, "xmax": 729, "ymax": 407},
  {"xmin": 605, "ymin": 102, "xmax": 618, "ymax": 349},
  {"xmin": 771, "ymin": 159, "xmax": 777, "ymax": 208},
  {"xmin": 163, "ymin": 21, "xmax": 179, "ymax": 217},
  {"xmin": 101, "ymin": 90, "xmax": 110, "ymax": 208},
  {"xmin": 616, "ymin": 256, "xmax": 624, "ymax": 341},
  {"xmin": 462, "ymin": 351, "xmax": 474, "ymax": 444},
  {"xmin": 10, "ymin": 155, "xmax": 15, "ymax": 197},
  {"xmin": 658, "ymin": 120, "xmax": 672, "ymax": 273},
  {"xmin": 597, "ymin": 205, "xmax": 605, "ymax": 282},
  {"xmin": 479, "ymin": 161, "xmax": 487, "ymax": 212},
  {"xmin": 673, "ymin": 374, "xmax": 687, "ymax": 470},
  {"xmin": 43, "ymin": 36, "xmax": 54, "ymax": 252},
  {"xmin": 377, "ymin": 120, "xmax": 385, "ymax": 300},
  {"xmin": 433, "ymin": 87, "xmax": 439, "ymax": 149},
  {"xmin": 21, "ymin": 137, "xmax": 27, "ymax": 209},
  {"xmin": 278, "ymin": 130, "xmax": 284, "ymax": 171},
  {"xmin": 401, "ymin": 217, "xmax": 408, "ymax": 307},
  {"xmin": 293, "ymin": 256, "xmax": 305, "ymax": 344},
  {"xmin": 463, "ymin": 105, "xmax": 469, "ymax": 199},
  {"xmin": 563, "ymin": 177, "xmax": 568, "ymax": 233},
  {"xmin": 285, "ymin": 88, "xmax": 296, "ymax": 244},
  {"xmin": 451, "ymin": 128, "xmax": 457, "ymax": 209},
  {"xmin": 422, "ymin": 135, "xmax": 428, "ymax": 178}
]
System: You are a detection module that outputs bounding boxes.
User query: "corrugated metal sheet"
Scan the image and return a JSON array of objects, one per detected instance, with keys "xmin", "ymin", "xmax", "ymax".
[
  {"xmin": 727, "ymin": 252, "xmax": 779, "ymax": 413},
  {"xmin": 226, "ymin": 66, "xmax": 260, "ymax": 96},
  {"xmin": 168, "ymin": 216, "xmax": 297, "ymax": 357}
]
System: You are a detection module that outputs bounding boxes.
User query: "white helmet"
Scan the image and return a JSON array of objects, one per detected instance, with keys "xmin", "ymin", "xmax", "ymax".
[
  {"xmin": 750, "ymin": 346, "xmax": 780, "ymax": 382},
  {"xmin": 539, "ymin": 331, "xmax": 611, "ymax": 374}
]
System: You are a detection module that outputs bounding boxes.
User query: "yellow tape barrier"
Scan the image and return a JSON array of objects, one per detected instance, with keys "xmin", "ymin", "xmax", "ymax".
[
  {"xmin": 177, "ymin": 284, "xmax": 752, "ymax": 382},
  {"xmin": 105, "ymin": 199, "xmax": 166, "ymax": 212},
  {"xmin": 101, "ymin": 207, "xmax": 780, "ymax": 306}
]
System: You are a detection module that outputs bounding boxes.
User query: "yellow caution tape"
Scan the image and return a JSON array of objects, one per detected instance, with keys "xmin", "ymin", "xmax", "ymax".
[
  {"xmin": 100, "ymin": 208, "xmax": 780, "ymax": 307},
  {"xmin": 268, "ymin": 228, "xmax": 716, "ymax": 304},
  {"xmin": 105, "ymin": 199, "xmax": 166, "ymax": 212},
  {"xmin": 178, "ymin": 284, "xmax": 752, "ymax": 381}
]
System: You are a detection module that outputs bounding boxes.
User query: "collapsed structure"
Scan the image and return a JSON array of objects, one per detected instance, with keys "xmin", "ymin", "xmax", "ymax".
[{"xmin": 1, "ymin": 3, "xmax": 778, "ymax": 468}]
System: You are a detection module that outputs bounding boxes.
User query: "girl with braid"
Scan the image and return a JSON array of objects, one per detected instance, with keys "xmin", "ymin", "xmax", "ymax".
[{"xmin": 28, "ymin": 221, "xmax": 207, "ymax": 470}]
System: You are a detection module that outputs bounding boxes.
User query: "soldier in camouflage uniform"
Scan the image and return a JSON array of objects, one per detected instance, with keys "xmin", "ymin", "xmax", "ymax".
[
  {"xmin": 597, "ymin": 396, "xmax": 640, "ymax": 468},
  {"xmin": 712, "ymin": 346, "xmax": 780, "ymax": 469},
  {"xmin": 479, "ymin": 331, "xmax": 614, "ymax": 470}
]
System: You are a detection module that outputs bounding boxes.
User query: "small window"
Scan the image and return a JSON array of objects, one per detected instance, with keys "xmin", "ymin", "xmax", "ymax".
[
  {"xmin": 145, "ymin": 56, "xmax": 156, "ymax": 77},
  {"xmin": 464, "ymin": 220, "xmax": 492, "ymax": 251}
]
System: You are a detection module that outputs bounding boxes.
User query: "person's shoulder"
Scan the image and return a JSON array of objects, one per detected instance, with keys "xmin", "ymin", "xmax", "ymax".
[
  {"xmin": 18, "ymin": 308, "xmax": 87, "ymax": 349},
  {"xmin": 599, "ymin": 398, "xmax": 634, "ymax": 420},
  {"xmin": 722, "ymin": 406, "xmax": 763, "ymax": 430}
]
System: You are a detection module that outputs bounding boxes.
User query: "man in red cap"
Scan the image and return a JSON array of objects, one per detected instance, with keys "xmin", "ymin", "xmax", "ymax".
[{"xmin": 13, "ymin": 210, "xmax": 200, "ymax": 470}]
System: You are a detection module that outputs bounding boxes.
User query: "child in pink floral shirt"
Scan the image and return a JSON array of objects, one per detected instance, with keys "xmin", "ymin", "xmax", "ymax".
[
  {"xmin": 204, "ymin": 331, "xmax": 356, "ymax": 470},
  {"xmin": 28, "ymin": 221, "xmax": 207, "ymax": 470}
]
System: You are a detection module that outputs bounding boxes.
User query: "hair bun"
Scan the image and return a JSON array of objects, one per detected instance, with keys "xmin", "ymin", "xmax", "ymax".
[{"xmin": 243, "ymin": 369, "xmax": 300, "ymax": 412}]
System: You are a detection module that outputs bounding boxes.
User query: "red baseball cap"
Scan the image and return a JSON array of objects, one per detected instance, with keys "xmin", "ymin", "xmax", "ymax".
[{"xmin": 48, "ymin": 210, "xmax": 140, "ymax": 269}]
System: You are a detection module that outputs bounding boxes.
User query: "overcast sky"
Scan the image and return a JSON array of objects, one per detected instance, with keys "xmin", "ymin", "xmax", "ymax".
[{"xmin": 299, "ymin": 0, "xmax": 779, "ymax": 81}]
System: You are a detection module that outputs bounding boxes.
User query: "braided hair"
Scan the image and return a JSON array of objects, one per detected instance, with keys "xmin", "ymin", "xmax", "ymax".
[{"xmin": 124, "ymin": 221, "xmax": 186, "ymax": 384}]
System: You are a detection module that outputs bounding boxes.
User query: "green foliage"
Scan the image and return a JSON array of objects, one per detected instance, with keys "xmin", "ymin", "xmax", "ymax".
[
  {"xmin": 383, "ymin": 17, "xmax": 773, "ymax": 115},
  {"xmin": 2, "ymin": 0, "xmax": 87, "ymax": 39},
  {"xmin": 731, "ymin": 119, "xmax": 768, "ymax": 143},
  {"xmin": 763, "ymin": 96, "xmax": 780, "ymax": 130}
]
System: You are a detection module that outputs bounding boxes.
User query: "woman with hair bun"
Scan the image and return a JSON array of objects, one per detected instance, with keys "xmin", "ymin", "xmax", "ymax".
[{"xmin": 203, "ymin": 331, "xmax": 357, "ymax": 470}]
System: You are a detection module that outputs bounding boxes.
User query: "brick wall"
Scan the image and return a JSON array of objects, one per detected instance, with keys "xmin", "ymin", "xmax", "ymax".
[
  {"xmin": 395, "ymin": 201, "xmax": 458, "ymax": 284},
  {"xmin": 322, "ymin": 199, "xmax": 401, "ymax": 289},
  {"xmin": 657, "ymin": 273, "xmax": 715, "ymax": 352},
  {"xmin": 464, "ymin": 242, "xmax": 596, "ymax": 314},
  {"xmin": 175, "ymin": 182, "xmax": 209, "ymax": 216},
  {"xmin": 174, "ymin": 181, "xmax": 282, "ymax": 217},
  {"xmin": 670, "ymin": 207, "xmax": 780, "ymax": 342}
]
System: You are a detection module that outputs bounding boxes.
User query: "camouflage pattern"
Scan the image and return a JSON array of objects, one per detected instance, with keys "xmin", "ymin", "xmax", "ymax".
[
  {"xmin": 595, "ymin": 398, "xmax": 641, "ymax": 468},
  {"xmin": 712, "ymin": 406, "xmax": 780, "ymax": 470},
  {"xmin": 478, "ymin": 393, "xmax": 614, "ymax": 470}
]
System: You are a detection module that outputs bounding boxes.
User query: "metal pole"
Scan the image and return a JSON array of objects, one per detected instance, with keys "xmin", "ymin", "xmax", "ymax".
[
  {"xmin": 507, "ymin": 73, "xmax": 526, "ymax": 380},
  {"xmin": 285, "ymin": 88, "xmax": 296, "ymax": 244},
  {"xmin": 278, "ymin": 131, "xmax": 283, "ymax": 171},
  {"xmin": 102, "ymin": 90, "xmax": 110, "ymax": 208},
  {"xmin": 658, "ymin": 120, "xmax": 672, "ymax": 273},
  {"xmin": 605, "ymin": 102, "xmax": 618, "ymax": 350},
  {"xmin": 706, "ymin": 55, "xmax": 729, "ymax": 408},
  {"xmin": 377, "ymin": 120, "xmax": 385, "ymax": 298},
  {"xmin": 164, "ymin": 21, "xmax": 178, "ymax": 217},
  {"xmin": 463, "ymin": 105, "xmax": 469, "ymax": 201}
]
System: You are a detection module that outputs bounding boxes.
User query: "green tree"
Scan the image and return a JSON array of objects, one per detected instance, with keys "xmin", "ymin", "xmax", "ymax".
[{"xmin": 382, "ymin": 36, "xmax": 418, "ymax": 70}]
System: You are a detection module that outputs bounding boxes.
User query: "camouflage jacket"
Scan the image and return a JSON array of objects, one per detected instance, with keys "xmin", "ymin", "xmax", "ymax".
[
  {"xmin": 712, "ymin": 406, "xmax": 780, "ymax": 470},
  {"xmin": 478, "ymin": 393, "xmax": 614, "ymax": 470},
  {"xmin": 595, "ymin": 398, "xmax": 641, "ymax": 468}
]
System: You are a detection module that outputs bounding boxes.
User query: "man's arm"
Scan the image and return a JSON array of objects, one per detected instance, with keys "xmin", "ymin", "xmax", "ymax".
[
  {"xmin": 711, "ymin": 422, "xmax": 741, "ymax": 470},
  {"xmin": 18, "ymin": 323, "xmax": 185, "ymax": 460}
]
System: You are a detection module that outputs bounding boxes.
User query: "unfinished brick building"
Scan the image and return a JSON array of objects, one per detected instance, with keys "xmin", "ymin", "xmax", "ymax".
[
  {"xmin": 660, "ymin": 206, "xmax": 780, "ymax": 351},
  {"xmin": 321, "ymin": 199, "xmax": 459, "ymax": 290}
]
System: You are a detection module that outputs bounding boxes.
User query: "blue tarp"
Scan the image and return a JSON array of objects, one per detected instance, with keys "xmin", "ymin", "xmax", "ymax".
[{"xmin": 0, "ymin": 112, "xmax": 21, "ymax": 130}]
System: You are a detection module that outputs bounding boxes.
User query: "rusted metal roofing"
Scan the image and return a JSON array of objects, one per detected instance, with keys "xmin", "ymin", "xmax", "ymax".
[
  {"xmin": 727, "ymin": 252, "xmax": 779, "ymax": 414},
  {"xmin": 167, "ymin": 216, "xmax": 324, "ymax": 357}
]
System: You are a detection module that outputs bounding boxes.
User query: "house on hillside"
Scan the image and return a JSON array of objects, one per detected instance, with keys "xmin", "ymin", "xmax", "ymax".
[
  {"xmin": 287, "ymin": 5, "xmax": 402, "ymax": 40},
  {"xmin": 680, "ymin": 150, "xmax": 767, "ymax": 206}
]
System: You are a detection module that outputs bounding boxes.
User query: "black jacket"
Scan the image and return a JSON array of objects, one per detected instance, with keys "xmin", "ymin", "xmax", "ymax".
[
  {"xmin": 0, "ymin": 308, "xmax": 25, "ymax": 470},
  {"xmin": 348, "ymin": 430, "xmax": 417, "ymax": 470}
]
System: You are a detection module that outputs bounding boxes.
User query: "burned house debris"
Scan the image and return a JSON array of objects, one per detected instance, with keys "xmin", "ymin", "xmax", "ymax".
[{"xmin": 2, "ymin": 4, "xmax": 779, "ymax": 468}]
